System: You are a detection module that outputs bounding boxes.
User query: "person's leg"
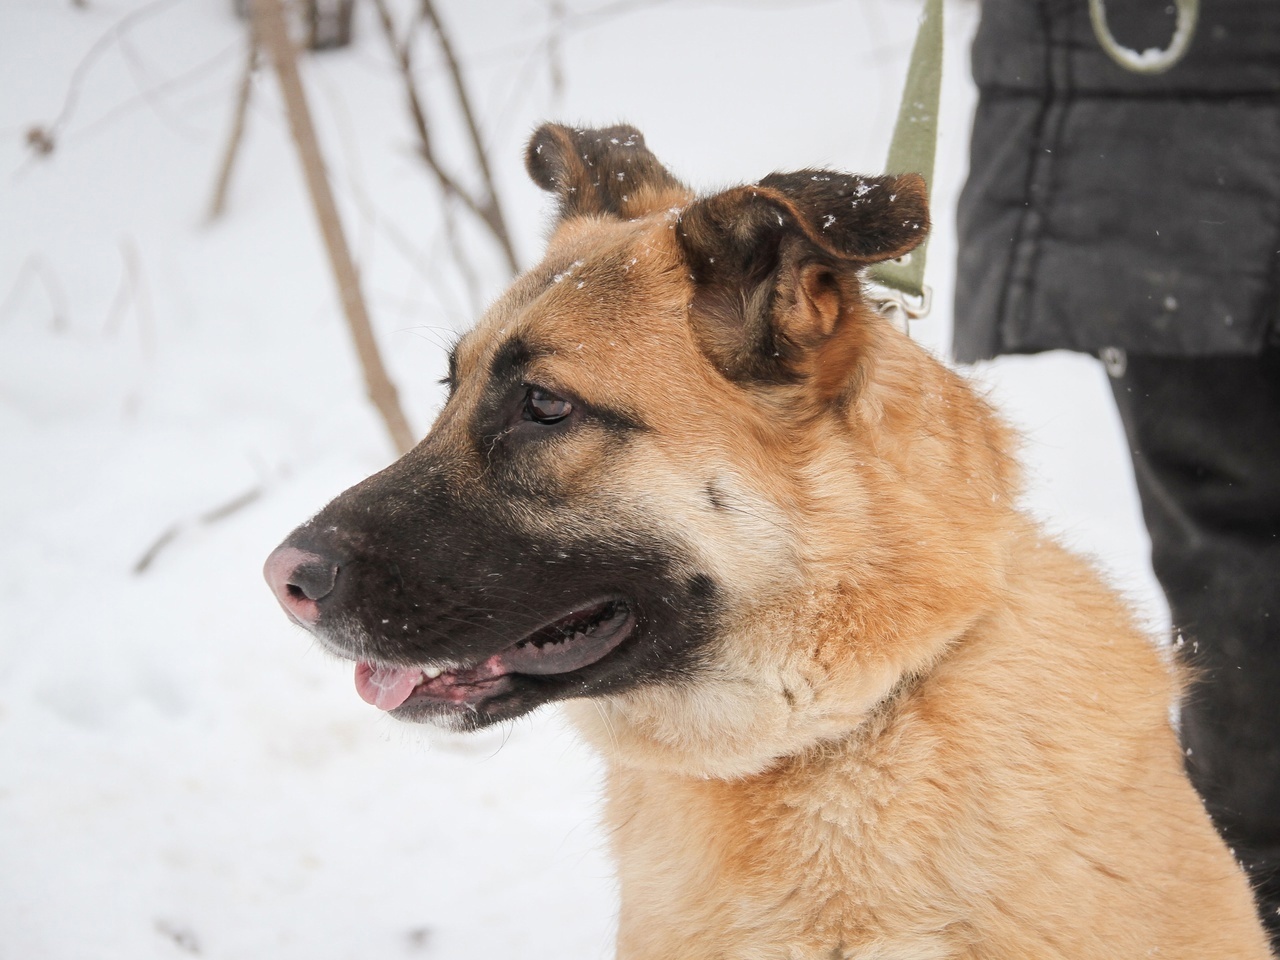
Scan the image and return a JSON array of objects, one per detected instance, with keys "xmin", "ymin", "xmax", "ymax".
[{"xmin": 1109, "ymin": 348, "xmax": 1280, "ymax": 946}]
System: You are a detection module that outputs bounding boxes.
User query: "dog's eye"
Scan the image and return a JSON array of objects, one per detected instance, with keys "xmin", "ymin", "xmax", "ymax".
[{"xmin": 523, "ymin": 387, "xmax": 573, "ymax": 424}]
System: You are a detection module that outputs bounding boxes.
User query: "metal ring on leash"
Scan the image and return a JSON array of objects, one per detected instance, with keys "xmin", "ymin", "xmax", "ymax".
[
  {"xmin": 1088, "ymin": 0, "xmax": 1199, "ymax": 75},
  {"xmin": 867, "ymin": 283, "xmax": 932, "ymax": 335}
]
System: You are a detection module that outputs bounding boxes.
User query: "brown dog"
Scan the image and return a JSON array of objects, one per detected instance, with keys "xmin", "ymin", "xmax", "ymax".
[{"xmin": 265, "ymin": 124, "xmax": 1272, "ymax": 958}]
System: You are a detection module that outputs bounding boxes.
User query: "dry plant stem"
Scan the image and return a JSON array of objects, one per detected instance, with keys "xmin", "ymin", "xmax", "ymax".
[
  {"xmin": 134, "ymin": 485, "xmax": 265, "ymax": 574},
  {"xmin": 103, "ymin": 237, "xmax": 156, "ymax": 358},
  {"xmin": 44, "ymin": 0, "xmax": 185, "ymax": 142},
  {"xmin": 370, "ymin": 0, "xmax": 518, "ymax": 277},
  {"xmin": 115, "ymin": 26, "xmax": 202, "ymax": 137},
  {"xmin": 419, "ymin": 0, "xmax": 518, "ymax": 275},
  {"xmin": 0, "ymin": 256, "xmax": 70, "ymax": 332},
  {"xmin": 253, "ymin": 0, "xmax": 415, "ymax": 456},
  {"xmin": 367, "ymin": 0, "xmax": 496, "ymax": 306},
  {"xmin": 207, "ymin": 31, "xmax": 259, "ymax": 222},
  {"xmin": 441, "ymin": 194, "xmax": 486, "ymax": 316},
  {"xmin": 546, "ymin": 0, "xmax": 566, "ymax": 101},
  {"xmin": 367, "ymin": 0, "xmax": 465, "ymax": 207}
]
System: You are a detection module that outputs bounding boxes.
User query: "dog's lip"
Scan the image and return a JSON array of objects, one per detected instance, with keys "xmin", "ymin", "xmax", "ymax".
[{"xmin": 353, "ymin": 598, "xmax": 635, "ymax": 713}]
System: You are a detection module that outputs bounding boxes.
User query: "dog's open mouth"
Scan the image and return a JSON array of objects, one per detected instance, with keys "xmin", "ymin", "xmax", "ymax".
[{"xmin": 353, "ymin": 598, "xmax": 635, "ymax": 713}]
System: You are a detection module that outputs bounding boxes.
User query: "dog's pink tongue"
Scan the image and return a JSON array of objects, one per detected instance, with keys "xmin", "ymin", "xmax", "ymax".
[{"xmin": 354, "ymin": 662, "xmax": 421, "ymax": 710}]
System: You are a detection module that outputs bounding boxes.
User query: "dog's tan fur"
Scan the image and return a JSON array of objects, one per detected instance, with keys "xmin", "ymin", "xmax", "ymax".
[
  {"xmin": 508, "ymin": 128, "xmax": 1271, "ymax": 958},
  {"xmin": 322, "ymin": 125, "xmax": 1273, "ymax": 957}
]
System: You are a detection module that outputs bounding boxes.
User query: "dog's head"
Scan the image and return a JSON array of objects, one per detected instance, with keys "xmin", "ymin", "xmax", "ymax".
[{"xmin": 266, "ymin": 125, "xmax": 1017, "ymax": 776}]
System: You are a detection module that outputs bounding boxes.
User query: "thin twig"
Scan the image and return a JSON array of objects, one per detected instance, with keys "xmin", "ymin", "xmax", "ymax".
[
  {"xmin": 420, "ymin": 0, "xmax": 518, "ymax": 275},
  {"xmin": 253, "ymin": 0, "xmax": 415, "ymax": 456},
  {"xmin": 50, "ymin": 44, "xmax": 237, "ymax": 156},
  {"xmin": 116, "ymin": 22, "xmax": 204, "ymax": 138},
  {"xmin": 0, "ymin": 256, "xmax": 70, "ymax": 332},
  {"xmin": 102, "ymin": 237, "xmax": 157, "ymax": 359},
  {"xmin": 38, "ymin": 0, "xmax": 187, "ymax": 148},
  {"xmin": 200, "ymin": 485, "xmax": 265, "ymax": 524},
  {"xmin": 133, "ymin": 485, "xmax": 265, "ymax": 574},
  {"xmin": 207, "ymin": 30, "xmax": 259, "ymax": 221},
  {"xmin": 546, "ymin": 0, "xmax": 566, "ymax": 103},
  {"xmin": 369, "ymin": 0, "xmax": 518, "ymax": 278},
  {"xmin": 367, "ymin": 1, "xmax": 486, "ymax": 225},
  {"xmin": 309, "ymin": 66, "xmax": 471, "ymax": 323},
  {"xmin": 437, "ymin": 192, "xmax": 485, "ymax": 317}
]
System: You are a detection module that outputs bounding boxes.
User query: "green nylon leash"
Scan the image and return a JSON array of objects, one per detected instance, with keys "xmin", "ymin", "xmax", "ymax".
[
  {"xmin": 863, "ymin": 0, "xmax": 1195, "ymax": 329},
  {"xmin": 867, "ymin": 0, "xmax": 942, "ymax": 321}
]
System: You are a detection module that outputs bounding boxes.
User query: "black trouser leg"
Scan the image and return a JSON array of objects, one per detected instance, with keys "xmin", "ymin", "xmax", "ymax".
[{"xmin": 1109, "ymin": 348, "xmax": 1280, "ymax": 947}]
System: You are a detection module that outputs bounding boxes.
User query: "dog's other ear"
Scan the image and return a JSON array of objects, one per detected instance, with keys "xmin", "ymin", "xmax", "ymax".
[
  {"xmin": 525, "ymin": 123, "xmax": 687, "ymax": 222},
  {"xmin": 677, "ymin": 171, "xmax": 928, "ymax": 390}
]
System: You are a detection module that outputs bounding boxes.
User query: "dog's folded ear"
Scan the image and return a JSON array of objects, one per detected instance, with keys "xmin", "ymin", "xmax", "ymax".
[
  {"xmin": 525, "ymin": 123, "xmax": 687, "ymax": 222},
  {"xmin": 680, "ymin": 170, "xmax": 928, "ymax": 279},
  {"xmin": 677, "ymin": 171, "xmax": 929, "ymax": 389}
]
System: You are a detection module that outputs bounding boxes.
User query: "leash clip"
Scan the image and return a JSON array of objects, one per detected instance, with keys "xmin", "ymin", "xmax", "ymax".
[{"xmin": 866, "ymin": 282, "xmax": 932, "ymax": 334}]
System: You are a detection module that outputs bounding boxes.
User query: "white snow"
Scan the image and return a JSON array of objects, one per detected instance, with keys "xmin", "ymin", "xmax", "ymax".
[{"xmin": 0, "ymin": 1, "xmax": 1166, "ymax": 958}]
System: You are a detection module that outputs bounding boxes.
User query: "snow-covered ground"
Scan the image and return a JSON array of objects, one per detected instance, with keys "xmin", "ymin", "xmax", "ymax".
[{"xmin": 0, "ymin": 1, "xmax": 1165, "ymax": 957}]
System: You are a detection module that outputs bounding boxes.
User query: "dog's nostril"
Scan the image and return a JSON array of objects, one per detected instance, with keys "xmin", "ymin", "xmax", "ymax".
[
  {"xmin": 264, "ymin": 546, "xmax": 340, "ymax": 626},
  {"xmin": 287, "ymin": 560, "xmax": 339, "ymax": 602}
]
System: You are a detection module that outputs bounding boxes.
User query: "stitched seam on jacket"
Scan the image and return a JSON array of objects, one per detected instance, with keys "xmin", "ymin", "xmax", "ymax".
[
  {"xmin": 975, "ymin": 88, "xmax": 1280, "ymax": 104},
  {"xmin": 1265, "ymin": 144, "xmax": 1280, "ymax": 348},
  {"xmin": 996, "ymin": 0, "xmax": 1076, "ymax": 350}
]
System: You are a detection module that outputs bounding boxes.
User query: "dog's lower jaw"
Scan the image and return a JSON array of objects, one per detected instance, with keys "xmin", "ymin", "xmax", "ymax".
[{"xmin": 564, "ymin": 573, "xmax": 980, "ymax": 780}]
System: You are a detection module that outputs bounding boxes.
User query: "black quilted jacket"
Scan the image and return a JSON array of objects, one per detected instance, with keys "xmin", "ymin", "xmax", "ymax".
[{"xmin": 953, "ymin": 0, "xmax": 1280, "ymax": 362}]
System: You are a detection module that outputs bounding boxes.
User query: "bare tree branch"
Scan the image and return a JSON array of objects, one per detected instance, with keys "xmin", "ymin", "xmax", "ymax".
[
  {"xmin": 368, "ymin": 0, "xmax": 518, "ymax": 278},
  {"xmin": 311, "ymin": 72, "xmax": 473, "ymax": 323},
  {"xmin": 367, "ymin": 0, "xmax": 472, "ymax": 209},
  {"xmin": 115, "ymin": 22, "xmax": 204, "ymax": 138},
  {"xmin": 55, "ymin": 45, "xmax": 237, "ymax": 156},
  {"xmin": 36, "ymin": 0, "xmax": 186, "ymax": 152},
  {"xmin": 253, "ymin": 0, "xmax": 416, "ymax": 456},
  {"xmin": 102, "ymin": 237, "xmax": 157, "ymax": 359},
  {"xmin": 437, "ymin": 192, "xmax": 486, "ymax": 317},
  {"xmin": 419, "ymin": 0, "xmax": 518, "ymax": 275},
  {"xmin": 0, "ymin": 256, "xmax": 70, "ymax": 332},
  {"xmin": 134, "ymin": 484, "xmax": 265, "ymax": 574},
  {"xmin": 546, "ymin": 0, "xmax": 567, "ymax": 102},
  {"xmin": 207, "ymin": 30, "xmax": 259, "ymax": 221}
]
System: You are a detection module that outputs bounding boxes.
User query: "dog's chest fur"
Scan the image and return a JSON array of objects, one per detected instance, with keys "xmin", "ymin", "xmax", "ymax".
[
  {"xmin": 606, "ymin": 731, "xmax": 965, "ymax": 959},
  {"xmin": 266, "ymin": 124, "xmax": 1274, "ymax": 958},
  {"xmin": 575, "ymin": 531, "xmax": 1266, "ymax": 959}
]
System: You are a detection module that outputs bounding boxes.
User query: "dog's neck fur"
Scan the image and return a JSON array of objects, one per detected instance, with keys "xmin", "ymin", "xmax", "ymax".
[{"xmin": 567, "ymin": 328, "xmax": 1022, "ymax": 780}]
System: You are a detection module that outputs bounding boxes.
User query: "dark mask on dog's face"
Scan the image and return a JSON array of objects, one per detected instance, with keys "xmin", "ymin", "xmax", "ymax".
[{"xmin": 264, "ymin": 124, "xmax": 938, "ymax": 734}]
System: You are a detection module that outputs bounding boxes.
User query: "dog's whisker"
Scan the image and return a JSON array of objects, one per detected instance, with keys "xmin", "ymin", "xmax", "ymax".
[{"xmin": 591, "ymin": 700, "xmax": 620, "ymax": 753}]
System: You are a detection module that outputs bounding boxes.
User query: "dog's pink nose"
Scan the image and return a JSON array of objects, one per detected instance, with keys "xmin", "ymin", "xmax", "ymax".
[{"xmin": 263, "ymin": 546, "xmax": 338, "ymax": 627}]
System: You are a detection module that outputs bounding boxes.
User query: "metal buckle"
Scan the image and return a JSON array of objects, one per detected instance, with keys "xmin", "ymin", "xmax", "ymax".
[{"xmin": 866, "ymin": 282, "xmax": 932, "ymax": 334}]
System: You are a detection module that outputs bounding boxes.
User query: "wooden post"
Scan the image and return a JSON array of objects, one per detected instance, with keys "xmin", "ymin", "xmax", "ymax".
[{"xmin": 253, "ymin": 0, "xmax": 416, "ymax": 456}]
